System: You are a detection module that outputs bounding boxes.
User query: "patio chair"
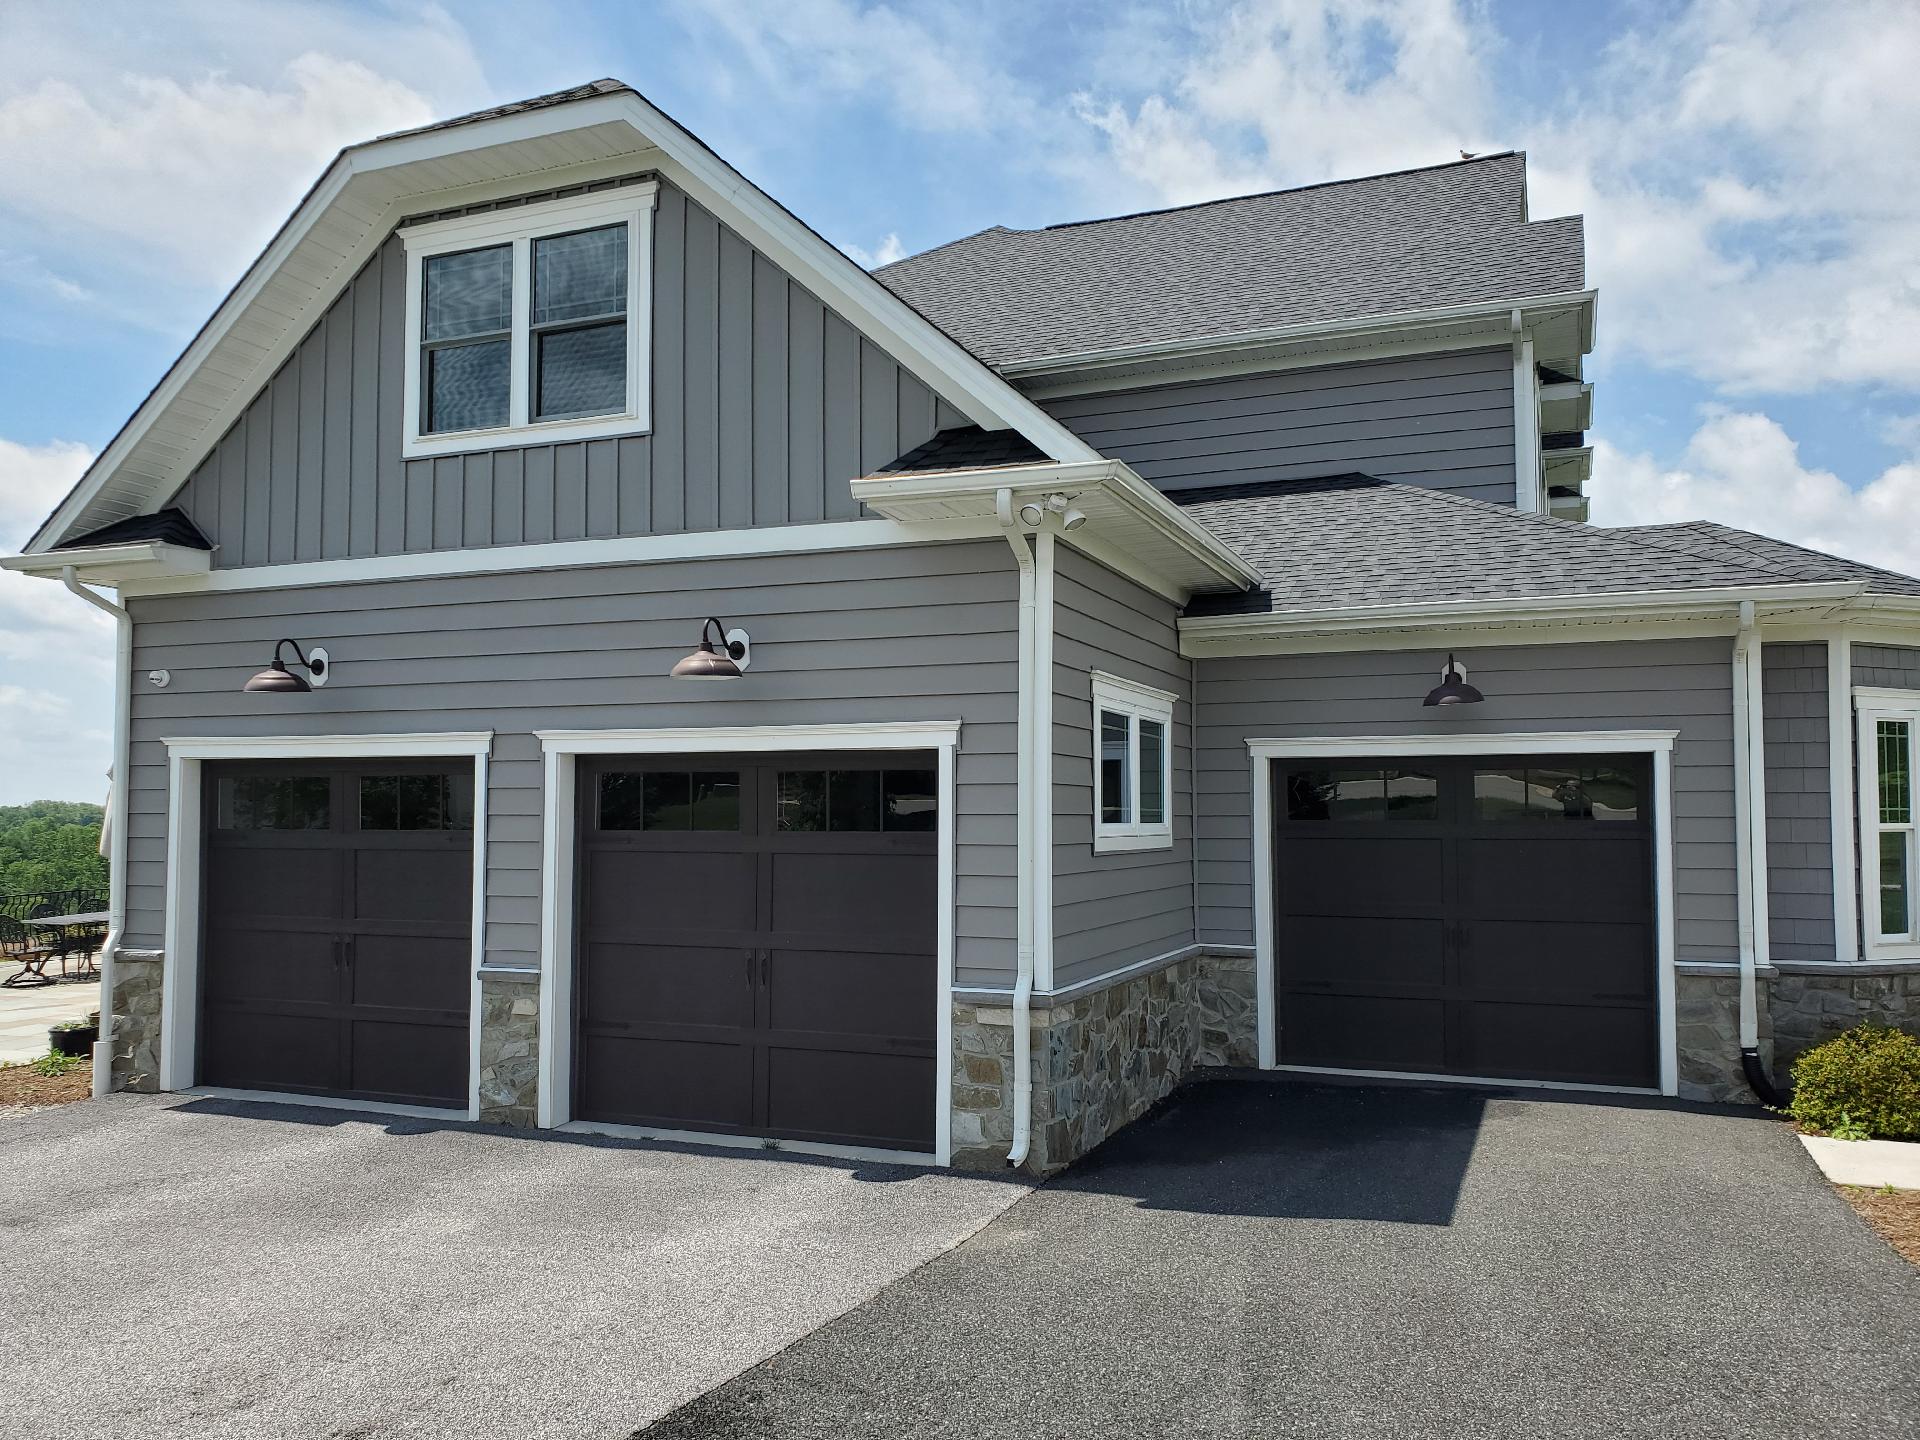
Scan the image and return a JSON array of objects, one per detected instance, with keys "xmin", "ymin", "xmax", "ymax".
[{"xmin": 0, "ymin": 915, "xmax": 56, "ymax": 988}]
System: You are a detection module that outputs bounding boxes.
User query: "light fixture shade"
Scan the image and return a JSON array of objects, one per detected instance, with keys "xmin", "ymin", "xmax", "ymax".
[
  {"xmin": 671, "ymin": 617, "xmax": 747, "ymax": 678},
  {"xmin": 244, "ymin": 663, "xmax": 312, "ymax": 694},
  {"xmin": 1422, "ymin": 654, "xmax": 1484, "ymax": 707}
]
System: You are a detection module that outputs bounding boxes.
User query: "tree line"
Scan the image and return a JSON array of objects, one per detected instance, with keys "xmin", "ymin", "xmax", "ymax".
[{"xmin": 0, "ymin": 801, "xmax": 109, "ymax": 896}]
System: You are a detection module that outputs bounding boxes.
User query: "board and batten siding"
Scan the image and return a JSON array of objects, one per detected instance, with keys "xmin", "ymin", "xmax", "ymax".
[
  {"xmin": 1761, "ymin": 642, "xmax": 1835, "ymax": 963},
  {"xmin": 1050, "ymin": 546, "xmax": 1194, "ymax": 991},
  {"xmin": 1042, "ymin": 348, "xmax": 1518, "ymax": 506},
  {"xmin": 1193, "ymin": 638, "xmax": 1740, "ymax": 962},
  {"xmin": 121, "ymin": 541, "xmax": 1019, "ymax": 989},
  {"xmin": 168, "ymin": 178, "xmax": 966, "ymax": 567}
]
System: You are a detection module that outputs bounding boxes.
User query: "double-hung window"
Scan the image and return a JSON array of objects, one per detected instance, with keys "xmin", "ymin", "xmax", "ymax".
[
  {"xmin": 1859, "ymin": 690, "xmax": 1920, "ymax": 956},
  {"xmin": 1091, "ymin": 671, "xmax": 1177, "ymax": 853},
  {"xmin": 400, "ymin": 184, "xmax": 657, "ymax": 457}
]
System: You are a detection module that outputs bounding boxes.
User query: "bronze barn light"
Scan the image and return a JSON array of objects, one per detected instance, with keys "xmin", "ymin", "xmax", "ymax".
[
  {"xmin": 671, "ymin": 618, "xmax": 751, "ymax": 678},
  {"xmin": 1422, "ymin": 654, "xmax": 1484, "ymax": 707},
  {"xmin": 243, "ymin": 639, "xmax": 329, "ymax": 693}
]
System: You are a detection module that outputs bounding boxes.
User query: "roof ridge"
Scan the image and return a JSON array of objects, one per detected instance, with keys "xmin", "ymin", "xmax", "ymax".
[{"xmin": 1036, "ymin": 150, "xmax": 1523, "ymax": 233}]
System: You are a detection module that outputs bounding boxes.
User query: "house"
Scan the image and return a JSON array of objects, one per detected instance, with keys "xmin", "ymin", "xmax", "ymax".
[{"xmin": 9, "ymin": 79, "xmax": 1919, "ymax": 1174}]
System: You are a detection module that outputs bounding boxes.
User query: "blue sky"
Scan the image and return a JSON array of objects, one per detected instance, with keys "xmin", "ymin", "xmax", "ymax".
[{"xmin": 2, "ymin": 0, "xmax": 1918, "ymax": 804}]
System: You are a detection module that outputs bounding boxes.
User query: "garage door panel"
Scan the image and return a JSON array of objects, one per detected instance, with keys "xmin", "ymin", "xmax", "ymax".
[
  {"xmin": 766, "ymin": 1048, "xmax": 935, "ymax": 1150},
  {"xmin": 350, "ymin": 934, "xmax": 470, "ymax": 1014},
  {"xmin": 201, "ymin": 1009, "xmax": 338, "ymax": 1093},
  {"xmin": 203, "ymin": 929, "xmax": 337, "ymax": 1005},
  {"xmin": 1280, "ymin": 918, "xmax": 1446, "ymax": 990},
  {"xmin": 1277, "ymin": 836, "xmax": 1445, "ymax": 913},
  {"xmin": 1462, "ymin": 1000, "xmax": 1656, "ymax": 1087},
  {"xmin": 1458, "ymin": 837, "xmax": 1648, "ymax": 919},
  {"xmin": 586, "ymin": 849, "xmax": 755, "ymax": 930},
  {"xmin": 768, "ymin": 851, "xmax": 935, "ymax": 941},
  {"xmin": 1279, "ymin": 992, "xmax": 1448, "ymax": 1072},
  {"xmin": 350, "ymin": 1017, "xmax": 467, "ymax": 1105},
  {"xmin": 206, "ymin": 846, "xmax": 340, "ymax": 919},
  {"xmin": 769, "ymin": 948, "xmax": 936, "ymax": 1041},
  {"xmin": 577, "ymin": 1035, "xmax": 756, "ymax": 1131},
  {"xmin": 1463, "ymin": 920, "xmax": 1655, "ymax": 1001},
  {"xmin": 583, "ymin": 941, "xmax": 754, "ymax": 1030},
  {"xmin": 354, "ymin": 848, "xmax": 471, "ymax": 925}
]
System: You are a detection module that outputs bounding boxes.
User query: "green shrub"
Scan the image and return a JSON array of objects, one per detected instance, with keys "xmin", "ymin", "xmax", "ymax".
[{"xmin": 1787, "ymin": 1025, "xmax": 1920, "ymax": 1140}]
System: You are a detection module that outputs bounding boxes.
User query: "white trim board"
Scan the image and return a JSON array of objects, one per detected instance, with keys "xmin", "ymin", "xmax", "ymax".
[
  {"xmin": 1245, "ymin": 730, "xmax": 1680, "ymax": 1097},
  {"xmin": 534, "ymin": 720, "xmax": 961, "ymax": 1167},
  {"xmin": 157, "ymin": 731, "xmax": 494, "ymax": 1121}
]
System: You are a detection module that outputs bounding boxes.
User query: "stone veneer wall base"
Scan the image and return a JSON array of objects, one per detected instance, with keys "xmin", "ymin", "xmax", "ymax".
[
  {"xmin": 107, "ymin": 948, "xmax": 164, "ymax": 1094},
  {"xmin": 477, "ymin": 972, "xmax": 540, "ymax": 1126}
]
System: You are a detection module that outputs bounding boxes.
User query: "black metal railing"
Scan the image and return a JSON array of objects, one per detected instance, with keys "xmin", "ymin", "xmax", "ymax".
[{"xmin": 0, "ymin": 886, "xmax": 108, "ymax": 922}]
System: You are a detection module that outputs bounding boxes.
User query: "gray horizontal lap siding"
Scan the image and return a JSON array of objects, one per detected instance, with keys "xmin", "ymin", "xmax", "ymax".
[
  {"xmin": 121, "ymin": 541, "xmax": 1019, "ymax": 989},
  {"xmin": 1193, "ymin": 638, "xmax": 1739, "ymax": 962},
  {"xmin": 170, "ymin": 179, "xmax": 964, "ymax": 567},
  {"xmin": 1762, "ymin": 643, "xmax": 1834, "ymax": 963},
  {"xmin": 1050, "ymin": 547, "xmax": 1194, "ymax": 991},
  {"xmin": 1042, "ymin": 348, "xmax": 1517, "ymax": 506}
]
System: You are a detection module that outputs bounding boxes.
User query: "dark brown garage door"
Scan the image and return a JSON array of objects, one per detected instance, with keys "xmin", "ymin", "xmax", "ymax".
[
  {"xmin": 575, "ymin": 753, "xmax": 937, "ymax": 1152},
  {"xmin": 1272, "ymin": 753, "xmax": 1656, "ymax": 1088},
  {"xmin": 199, "ymin": 761, "xmax": 473, "ymax": 1108}
]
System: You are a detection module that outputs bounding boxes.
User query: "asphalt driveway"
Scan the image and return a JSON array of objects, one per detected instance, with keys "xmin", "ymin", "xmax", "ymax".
[
  {"xmin": 0, "ymin": 1094, "xmax": 1026, "ymax": 1439},
  {"xmin": 643, "ymin": 1078, "xmax": 1920, "ymax": 1440}
]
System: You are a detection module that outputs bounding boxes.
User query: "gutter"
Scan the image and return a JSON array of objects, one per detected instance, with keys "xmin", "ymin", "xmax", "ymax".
[
  {"xmin": 60, "ymin": 567, "xmax": 130, "ymax": 1101},
  {"xmin": 1730, "ymin": 601, "xmax": 1787, "ymax": 1106}
]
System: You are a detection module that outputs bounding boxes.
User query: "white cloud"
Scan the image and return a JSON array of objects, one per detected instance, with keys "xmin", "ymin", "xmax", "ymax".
[
  {"xmin": 0, "ymin": 54, "xmax": 434, "ymax": 288},
  {"xmin": 1591, "ymin": 410, "xmax": 1920, "ymax": 577},
  {"xmin": 842, "ymin": 232, "xmax": 907, "ymax": 269}
]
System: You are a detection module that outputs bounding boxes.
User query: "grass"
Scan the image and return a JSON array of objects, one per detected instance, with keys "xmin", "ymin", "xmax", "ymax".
[{"xmin": 1839, "ymin": 1184, "xmax": 1920, "ymax": 1268}]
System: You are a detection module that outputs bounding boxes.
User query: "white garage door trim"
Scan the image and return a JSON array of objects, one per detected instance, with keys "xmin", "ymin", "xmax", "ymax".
[
  {"xmin": 533, "ymin": 720, "xmax": 962, "ymax": 1166},
  {"xmin": 157, "ymin": 731, "xmax": 494, "ymax": 1119},
  {"xmin": 1245, "ymin": 730, "xmax": 1679, "ymax": 1097}
]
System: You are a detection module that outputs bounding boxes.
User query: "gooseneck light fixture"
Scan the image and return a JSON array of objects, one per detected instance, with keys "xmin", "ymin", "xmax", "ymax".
[
  {"xmin": 243, "ymin": 639, "xmax": 330, "ymax": 693},
  {"xmin": 1422, "ymin": 654, "xmax": 1484, "ymax": 707},
  {"xmin": 671, "ymin": 618, "xmax": 752, "ymax": 678}
]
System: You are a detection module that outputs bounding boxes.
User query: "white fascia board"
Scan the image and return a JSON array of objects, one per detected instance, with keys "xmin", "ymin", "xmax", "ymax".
[
  {"xmin": 853, "ymin": 460, "xmax": 1260, "ymax": 593},
  {"xmin": 1, "ymin": 542, "xmax": 211, "ymax": 584},
  {"xmin": 998, "ymin": 290, "xmax": 1598, "ymax": 385},
  {"xmin": 27, "ymin": 86, "xmax": 1096, "ymax": 554},
  {"xmin": 1179, "ymin": 581, "xmax": 1867, "ymax": 654}
]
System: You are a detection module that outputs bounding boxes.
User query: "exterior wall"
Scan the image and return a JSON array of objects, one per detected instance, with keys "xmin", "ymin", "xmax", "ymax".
[
  {"xmin": 108, "ymin": 948, "xmax": 164, "ymax": 1094},
  {"xmin": 1193, "ymin": 637, "xmax": 1740, "ymax": 962},
  {"xmin": 1853, "ymin": 643, "xmax": 1920, "ymax": 690},
  {"xmin": 1674, "ymin": 970, "xmax": 1772, "ymax": 1104},
  {"xmin": 1762, "ymin": 642, "xmax": 1835, "ymax": 962},
  {"xmin": 121, "ymin": 540, "xmax": 1020, "ymax": 991},
  {"xmin": 169, "ymin": 177, "xmax": 965, "ymax": 568},
  {"xmin": 477, "ymin": 972, "xmax": 540, "ymax": 1126},
  {"xmin": 1770, "ymin": 965, "xmax": 1920, "ymax": 1073},
  {"xmin": 1042, "ymin": 348, "xmax": 1518, "ymax": 506},
  {"xmin": 1050, "ymin": 546, "xmax": 1195, "ymax": 990}
]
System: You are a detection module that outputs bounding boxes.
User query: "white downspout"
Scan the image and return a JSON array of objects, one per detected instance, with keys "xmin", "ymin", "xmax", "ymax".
[
  {"xmin": 1731, "ymin": 600, "xmax": 1784, "ymax": 1103},
  {"xmin": 998, "ymin": 490, "xmax": 1036, "ymax": 1168},
  {"xmin": 1033, "ymin": 529, "xmax": 1056, "ymax": 997},
  {"xmin": 61, "ymin": 567, "xmax": 130, "ymax": 1100}
]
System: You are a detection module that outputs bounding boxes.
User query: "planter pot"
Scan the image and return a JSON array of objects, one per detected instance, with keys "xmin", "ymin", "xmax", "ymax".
[{"xmin": 50, "ymin": 1025, "xmax": 97, "ymax": 1057}]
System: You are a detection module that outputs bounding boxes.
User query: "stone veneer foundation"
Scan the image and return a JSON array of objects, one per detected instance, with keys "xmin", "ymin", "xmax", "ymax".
[
  {"xmin": 477, "ymin": 972, "xmax": 540, "ymax": 1126},
  {"xmin": 106, "ymin": 948, "xmax": 164, "ymax": 1093}
]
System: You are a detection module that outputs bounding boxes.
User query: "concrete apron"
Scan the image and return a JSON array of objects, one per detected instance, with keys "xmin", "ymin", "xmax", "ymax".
[{"xmin": 1800, "ymin": 1134, "xmax": 1920, "ymax": 1189}]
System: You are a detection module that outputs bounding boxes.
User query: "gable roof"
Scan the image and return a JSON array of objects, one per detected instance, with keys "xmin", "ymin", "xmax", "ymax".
[
  {"xmin": 23, "ymin": 81, "xmax": 1097, "ymax": 555},
  {"xmin": 875, "ymin": 153, "xmax": 1586, "ymax": 372},
  {"xmin": 55, "ymin": 508, "xmax": 211, "ymax": 551},
  {"xmin": 1173, "ymin": 476, "xmax": 1892, "ymax": 618}
]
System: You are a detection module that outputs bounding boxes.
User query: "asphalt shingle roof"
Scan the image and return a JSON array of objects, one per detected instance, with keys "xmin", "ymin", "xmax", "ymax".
[
  {"xmin": 1614, "ymin": 521, "xmax": 1920, "ymax": 599},
  {"xmin": 877, "ymin": 426, "xmax": 1051, "ymax": 475},
  {"xmin": 1174, "ymin": 477, "xmax": 1863, "ymax": 618},
  {"xmin": 876, "ymin": 153, "xmax": 1584, "ymax": 370},
  {"xmin": 56, "ymin": 508, "xmax": 211, "ymax": 551}
]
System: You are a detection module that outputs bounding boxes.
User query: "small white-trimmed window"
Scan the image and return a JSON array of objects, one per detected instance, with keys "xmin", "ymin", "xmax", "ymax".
[
  {"xmin": 1091, "ymin": 671, "xmax": 1176, "ymax": 853},
  {"xmin": 1859, "ymin": 690, "xmax": 1920, "ymax": 956},
  {"xmin": 399, "ymin": 184, "xmax": 657, "ymax": 458}
]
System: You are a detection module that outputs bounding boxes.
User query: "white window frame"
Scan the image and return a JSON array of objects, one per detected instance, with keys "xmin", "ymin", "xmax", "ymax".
[
  {"xmin": 399, "ymin": 184, "xmax": 658, "ymax": 459},
  {"xmin": 1856, "ymin": 688, "xmax": 1920, "ymax": 959},
  {"xmin": 1090, "ymin": 670, "xmax": 1176, "ymax": 854}
]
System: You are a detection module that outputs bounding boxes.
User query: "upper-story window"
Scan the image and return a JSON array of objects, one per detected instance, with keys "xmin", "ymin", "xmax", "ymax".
[
  {"xmin": 400, "ymin": 184, "xmax": 657, "ymax": 458},
  {"xmin": 1091, "ymin": 671, "xmax": 1177, "ymax": 853},
  {"xmin": 1859, "ymin": 689, "xmax": 1920, "ymax": 958}
]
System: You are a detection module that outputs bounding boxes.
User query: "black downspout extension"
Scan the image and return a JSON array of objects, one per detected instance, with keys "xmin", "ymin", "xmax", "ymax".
[{"xmin": 1741, "ymin": 1046, "xmax": 1788, "ymax": 1108}]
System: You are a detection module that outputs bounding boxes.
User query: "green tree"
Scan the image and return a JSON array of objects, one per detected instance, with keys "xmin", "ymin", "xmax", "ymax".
[{"xmin": 0, "ymin": 801, "xmax": 109, "ymax": 895}]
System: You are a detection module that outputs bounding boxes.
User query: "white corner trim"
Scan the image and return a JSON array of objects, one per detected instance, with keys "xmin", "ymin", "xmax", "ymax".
[
  {"xmin": 534, "ymin": 719, "xmax": 961, "ymax": 1165},
  {"xmin": 1245, "ymin": 729, "xmax": 1679, "ymax": 1097},
  {"xmin": 399, "ymin": 187, "xmax": 657, "ymax": 459},
  {"xmin": 157, "ymin": 733, "xmax": 493, "ymax": 1121},
  {"xmin": 1512, "ymin": 327, "xmax": 1542, "ymax": 515},
  {"xmin": 1829, "ymin": 637, "xmax": 1859, "ymax": 964},
  {"xmin": 115, "ymin": 518, "xmax": 996, "ymax": 596}
]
